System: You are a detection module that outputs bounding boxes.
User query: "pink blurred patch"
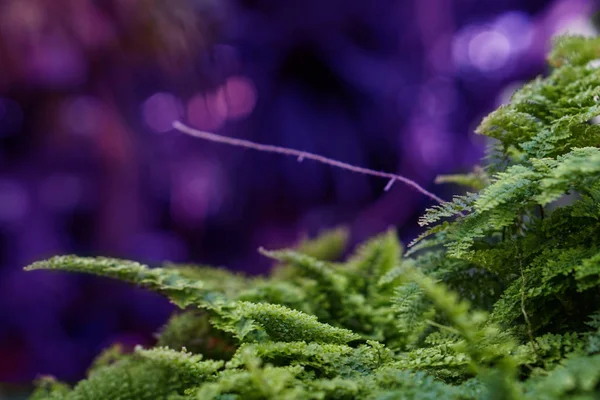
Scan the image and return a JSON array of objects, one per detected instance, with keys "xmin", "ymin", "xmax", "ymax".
[
  {"xmin": 222, "ymin": 76, "xmax": 257, "ymax": 119},
  {"xmin": 187, "ymin": 91, "xmax": 228, "ymax": 131}
]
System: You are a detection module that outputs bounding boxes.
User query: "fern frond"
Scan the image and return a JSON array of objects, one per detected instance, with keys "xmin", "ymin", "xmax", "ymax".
[
  {"xmin": 66, "ymin": 347, "xmax": 222, "ymax": 400},
  {"xmin": 524, "ymin": 353, "xmax": 600, "ymax": 399},
  {"xmin": 418, "ymin": 193, "xmax": 477, "ymax": 227},
  {"xmin": 157, "ymin": 311, "xmax": 236, "ymax": 359},
  {"xmin": 474, "ymin": 165, "xmax": 540, "ymax": 212},
  {"xmin": 25, "ymin": 256, "xmax": 226, "ymax": 309},
  {"xmin": 346, "ymin": 228, "xmax": 402, "ymax": 290},
  {"xmin": 228, "ymin": 341, "xmax": 390, "ymax": 379},
  {"xmin": 30, "ymin": 376, "xmax": 70, "ymax": 400},
  {"xmin": 537, "ymin": 147, "xmax": 600, "ymax": 204},
  {"xmin": 216, "ymin": 301, "xmax": 361, "ymax": 344},
  {"xmin": 548, "ymin": 35, "xmax": 600, "ymax": 67},
  {"xmin": 435, "ymin": 166, "xmax": 490, "ymax": 191},
  {"xmin": 295, "ymin": 227, "xmax": 349, "ymax": 261}
]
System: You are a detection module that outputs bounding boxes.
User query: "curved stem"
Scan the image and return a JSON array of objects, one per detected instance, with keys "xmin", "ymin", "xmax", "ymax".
[{"xmin": 172, "ymin": 121, "xmax": 444, "ymax": 204}]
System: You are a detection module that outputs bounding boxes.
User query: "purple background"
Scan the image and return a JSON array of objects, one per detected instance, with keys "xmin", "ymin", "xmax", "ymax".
[{"xmin": 0, "ymin": 0, "xmax": 596, "ymax": 385}]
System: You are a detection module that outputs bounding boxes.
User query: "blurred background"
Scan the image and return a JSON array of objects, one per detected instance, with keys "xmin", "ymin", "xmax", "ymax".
[{"xmin": 0, "ymin": 0, "xmax": 597, "ymax": 394}]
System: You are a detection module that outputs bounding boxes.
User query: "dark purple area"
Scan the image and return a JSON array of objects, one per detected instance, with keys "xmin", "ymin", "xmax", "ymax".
[{"xmin": 0, "ymin": 0, "xmax": 595, "ymax": 383}]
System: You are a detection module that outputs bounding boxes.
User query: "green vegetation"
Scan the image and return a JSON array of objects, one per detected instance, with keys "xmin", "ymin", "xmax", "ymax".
[{"xmin": 27, "ymin": 36, "xmax": 600, "ymax": 399}]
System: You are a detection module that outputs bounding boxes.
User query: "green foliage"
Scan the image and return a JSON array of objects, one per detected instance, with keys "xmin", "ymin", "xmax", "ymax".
[
  {"xmin": 26, "ymin": 36, "xmax": 600, "ymax": 399},
  {"xmin": 295, "ymin": 227, "xmax": 349, "ymax": 261},
  {"xmin": 30, "ymin": 377, "xmax": 71, "ymax": 400},
  {"xmin": 25, "ymin": 256, "xmax": 228, "ymax": 309},
  {"xmin": 156, "ymin": 311, "xmax": 237, "ymax": 359},
  {"xmin": 435, "ymin": 166, "xmax": 490, "ymax": 191},
  {"xmin": 523, "ymin": 354, "xmax": 600, "ymax": 399},
  {"xmin": 46, "ymin": 347, "xmax": 223, "ymax": 400}
]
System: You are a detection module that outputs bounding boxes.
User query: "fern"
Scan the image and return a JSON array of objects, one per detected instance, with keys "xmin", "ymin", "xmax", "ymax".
[
  {"xmin": 435, "ymin": 166, "xmax": 490, "ymax": 191},
  {"xmin": 25, "ymin": 35, "xmax": 600, "ymax": 399},
  {"xmin": 60, "ymin": 347, "xmax": 222, "ymax": 400},
  {"xmin": 25, "ymin": 256, "xmax": 227, "ymax": 309}
]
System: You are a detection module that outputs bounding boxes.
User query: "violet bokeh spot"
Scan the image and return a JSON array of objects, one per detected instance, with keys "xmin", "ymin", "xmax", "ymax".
[
  {"xmin": 494, "ymin": 11, "xmax": 533, "ymax": 54},
  {"xmin": 142, "ymin": 93, "xmax": 183, "ymax": 133},
  {"xmin": 409, "ymin": 121, "xmax": 450, "ymax": 171},
  {"xmin": 452, "ymin": 11, "xmax": 535, "ymax": 77},
  {"xmin": 468, "ymin": 30, "xmax": 511, "ymax": 73},
  {"xmin": 171, "ymin": 161, "xmax": 226, "ymax": 225}
]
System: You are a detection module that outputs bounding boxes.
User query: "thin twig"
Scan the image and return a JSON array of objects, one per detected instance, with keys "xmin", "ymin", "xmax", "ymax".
[
  {"xmin": 384, "ymin": 178, "xmax": 396, "ymax": 192},
  {"xmin": 172, "ymin": 121, "xmax": 444, "ymax": 204}
]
